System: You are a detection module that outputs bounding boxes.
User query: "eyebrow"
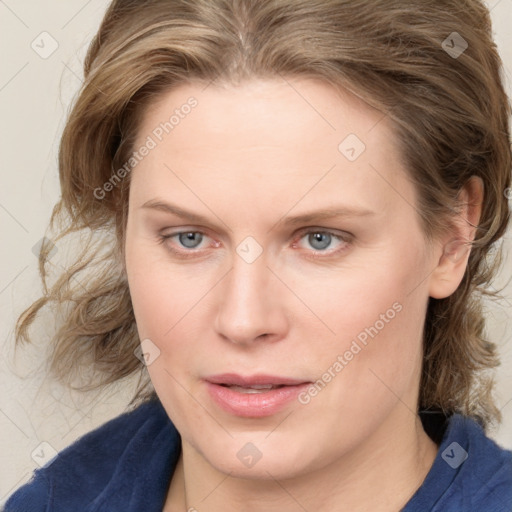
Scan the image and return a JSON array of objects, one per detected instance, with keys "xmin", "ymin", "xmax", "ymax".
[{"xmin": 140, "ymin": 199, "xmax": 376, "ymax": 227}]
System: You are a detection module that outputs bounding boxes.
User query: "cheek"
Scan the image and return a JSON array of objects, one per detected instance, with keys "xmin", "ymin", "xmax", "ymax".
[
  {"xmin": 125, "ymin": 242, "xmax": 212, "ymax": 395},
  {"xmin": 125, "ymin": 235, "xmax": 198, "ymax": 339},
  {"xmin": 306, "ymin": 245, "xmax": 429, "ymax": 405},
  {"xmin": 318, "ymin": 256, "xmax": 424, "ymax": 352},
  {"xmin": 126, "ymin": 267, "xmax": 171, "ymax": 339},
  {"xmin": 125, "ymin": 251, "xmax": 203, "ymax": 420}
]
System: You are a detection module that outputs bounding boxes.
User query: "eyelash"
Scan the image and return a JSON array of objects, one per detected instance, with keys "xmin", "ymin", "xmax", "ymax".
[{"xmin": 157, "ymin": 228, "xmax": 352, "ymax": 260}]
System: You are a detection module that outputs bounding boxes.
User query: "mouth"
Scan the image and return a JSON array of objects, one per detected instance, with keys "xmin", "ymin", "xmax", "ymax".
[
  {"xmin": 217, "ymin": 383, "xmax": 286, "ymax": 394},
  {"xmin": 204, "ymin": 373, "xmax": 311, "ymax": 417}
]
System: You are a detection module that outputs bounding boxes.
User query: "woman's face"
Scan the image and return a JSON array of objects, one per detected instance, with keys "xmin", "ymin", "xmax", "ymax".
[{"xmin": 124, "ymin": 78, "xmax": 442, "ymax": 479}]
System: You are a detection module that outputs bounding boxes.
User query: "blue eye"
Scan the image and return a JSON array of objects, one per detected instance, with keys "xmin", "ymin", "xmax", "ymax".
[
  {"xmin": 158, "ymin": 231, "xmax": 211, "ymax": 259},
  {"xmin": 158, "ymin": 228, "xmax": 351, "ymax": 260},
  {"xmin": 305, "ymin": 232, "xmax": 333, "ymax": 251},
  {"xmin": 294, "ymin": 230, "xmax": 350, "ymax": 258},
  {"xmin": 176, "ymin": 231, "xmax": 204, "ymax": 249}
]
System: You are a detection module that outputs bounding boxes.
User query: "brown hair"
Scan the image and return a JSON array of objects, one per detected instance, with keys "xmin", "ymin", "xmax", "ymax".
[{"xmin": 16, "ymin": 0, "xmax": 511, "ymax": 429}]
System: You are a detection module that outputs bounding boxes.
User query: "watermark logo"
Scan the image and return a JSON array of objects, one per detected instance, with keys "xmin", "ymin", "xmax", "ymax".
[
  {"xmin": 237, "ymin": 442, "xmax": 263, "ymax": 468},
  {"xmin": 31, "ymin": 31, "xmax": 58, "ymax": 59},
  {"xmin": 338, "ymin": 133, "xmax": 366, "ymax": 162},
  {"xmin": 32, "ymin": 237, "xmax": 58, "ymax": 260},
  {"xmin": 236, "ymin": 236, "xmax": 263, "ymax": 264},
  {"xmin": 442, "ymin": 32, "xmax": 468, "ymax": 59},
  {"xmin": 441, "ymin": 442, "xmax": 468, "ymax": 469},
  {"xmin": 31, "ymin": 441, "xmax": 58, "ymax": 468},
  {"xmin": 134, "ymin": 338, "xmax": 161, "ymax": 366}
]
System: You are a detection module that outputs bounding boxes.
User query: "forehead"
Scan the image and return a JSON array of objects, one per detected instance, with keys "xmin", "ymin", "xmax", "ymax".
[
  {"xmin": 130, "ymin": 78, "xmax": 414, "ymax": 222},
  {"xmin": 138, "ymin": 77, "xmax": 394, "ymax": 151}
]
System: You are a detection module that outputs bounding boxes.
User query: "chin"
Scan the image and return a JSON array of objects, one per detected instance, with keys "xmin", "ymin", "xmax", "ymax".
[{"xmin": 192, "ymin": 434, "xmax": 316, "ymax": 481}]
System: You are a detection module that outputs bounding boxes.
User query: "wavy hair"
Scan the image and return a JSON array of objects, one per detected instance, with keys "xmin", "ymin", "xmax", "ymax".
[{"xmin": 16, "ymin": 0, "xmax": 511, "ymax": 428}]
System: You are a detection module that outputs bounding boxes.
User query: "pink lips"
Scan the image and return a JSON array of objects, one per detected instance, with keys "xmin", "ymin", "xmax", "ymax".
[{"xmin": 204, "ymin": 373, "xmax": 310, "ymax": 417}]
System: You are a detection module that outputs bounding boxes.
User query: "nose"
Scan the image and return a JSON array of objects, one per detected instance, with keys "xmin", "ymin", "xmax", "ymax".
[{"xmin": 213, "ymin": 251, "xmax": 288, "ymax": 346}]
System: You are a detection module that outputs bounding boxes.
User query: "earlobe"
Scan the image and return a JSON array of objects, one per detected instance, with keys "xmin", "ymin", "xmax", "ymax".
[{"xmin": 428, "ymin": 176, "xmax": 484, "ymax": 299}]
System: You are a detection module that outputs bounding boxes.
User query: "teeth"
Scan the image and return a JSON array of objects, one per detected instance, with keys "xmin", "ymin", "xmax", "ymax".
[{"xmin": 226, "ymin": 384, "xmax": 281, "ymax": 393}]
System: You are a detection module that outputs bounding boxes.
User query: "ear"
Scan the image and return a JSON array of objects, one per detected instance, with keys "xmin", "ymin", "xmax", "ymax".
[{"xmin": 428, "ymin": 176, "xmax": 484, "ymax": 299}]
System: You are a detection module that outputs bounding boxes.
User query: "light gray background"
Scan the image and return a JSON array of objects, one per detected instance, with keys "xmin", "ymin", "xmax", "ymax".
[{"xmin": 1, "ymin": 0, "xmax": 511, "ymax": 504}]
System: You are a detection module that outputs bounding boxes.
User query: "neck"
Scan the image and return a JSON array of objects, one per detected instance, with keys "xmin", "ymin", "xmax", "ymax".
[{"xmin": 165, "ymin": 410, "xmax": 438, "ymax": 512}]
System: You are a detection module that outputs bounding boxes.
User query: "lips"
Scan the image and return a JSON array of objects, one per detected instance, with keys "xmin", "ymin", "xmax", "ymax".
[
  {"xmin": 221, "ymin": 384, "xmax": 283, "ymax": 393},
  {"xmin": 206, "ymin": 373, "xmax": 308, "ymax": 387},
  {"xmin": 204, "ymin": 373, "xmax": 311, "ymax": 417}
]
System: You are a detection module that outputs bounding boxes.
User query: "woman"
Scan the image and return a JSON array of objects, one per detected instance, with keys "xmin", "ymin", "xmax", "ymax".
[{"xmin": 5, "ymin": 0, "xmax": 511, "ymax": 510}]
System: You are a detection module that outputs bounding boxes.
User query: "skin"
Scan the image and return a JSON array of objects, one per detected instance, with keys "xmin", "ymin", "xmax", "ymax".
[{"xmin": 124, "ymin": 78, "xmax": 482, "ymax": 511}]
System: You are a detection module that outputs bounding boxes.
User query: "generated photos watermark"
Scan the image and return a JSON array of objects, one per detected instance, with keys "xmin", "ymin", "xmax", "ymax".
[
  {"xmin": 298, "ymin": 301, "xmax": 403, "ymax": 404},
  {"xmin": 94, "ymin": 96, "xmax": 198, "ymax": 200}
]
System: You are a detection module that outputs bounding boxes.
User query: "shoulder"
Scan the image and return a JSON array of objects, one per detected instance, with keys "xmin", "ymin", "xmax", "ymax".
[
  {"xmin": 4, "ymin": 398, "xmax": 180, "ymax": 512},
  {"xmin": 406, "ymin": 413, "xmax": 512, "ymax": 512},
  {"xmin": 448, "ymin": 415, "xmax": 512, "ymax": 509}
]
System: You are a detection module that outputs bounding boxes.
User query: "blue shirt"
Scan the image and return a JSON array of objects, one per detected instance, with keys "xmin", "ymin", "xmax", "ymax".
[{"xmin": 4, "ymin": 398, "xmax": 512, "ymax": 511}]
